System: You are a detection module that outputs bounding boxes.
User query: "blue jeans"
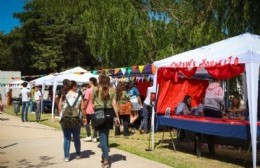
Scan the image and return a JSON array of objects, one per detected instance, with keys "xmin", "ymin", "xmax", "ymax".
[
  {"xmin": 21, "ymin": 101, "xmax": 29, "ymax": 121},
  {"xmin": 98, "ymin": 128, "xmax": 110, "ymax": 159},
  {"xmin": 62, "ymin": 126, "xmax": 81, "ymax": 159},
  {"xmin": 29, "ymin": 100, "xmax": 34, "ymax": 112},
  {"xmin": 140, "ymin": 104, "xmax": 152, "ymax": 132}
]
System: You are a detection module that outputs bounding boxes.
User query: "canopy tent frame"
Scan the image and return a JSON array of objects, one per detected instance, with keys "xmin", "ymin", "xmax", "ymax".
[{"xmin": 151, "ymin": 33, "xmax": 260, "ymax": 168}]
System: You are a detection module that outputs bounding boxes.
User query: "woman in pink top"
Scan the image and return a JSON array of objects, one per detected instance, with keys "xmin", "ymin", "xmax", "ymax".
[
  {"xmin": 83, "ymin": 77, "xmax": 98, "ymax": 142},
  {"xmin": 203, "ymin": 79, "xmax": 224, "ymax": 118}
]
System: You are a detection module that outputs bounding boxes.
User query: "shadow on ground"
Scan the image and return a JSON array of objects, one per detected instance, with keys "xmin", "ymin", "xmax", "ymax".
[
  {"xmin": 0, "ymin": 117, "xmax": 10, "ymax": 121},
  {"xmin": 0, "ymin": 161, "xmax": 9, "ymax": 168},
  {"xmin": 110, "ymin": 154, "xmax": 127, "ymax": 163},
  {"xmin": 109, "ymin": 143, "xmax": 120, "ymax": 148},
  {"xmin": 70, "ymin": 150, "xmax": 95, "ymax": 160},
  {"xmin": 16, "ymin": 156, "xmax": 56, "ymax": 168},
  {"xmin": 1, "ymin": 143, "xmax": 18, "ymax": 149}
]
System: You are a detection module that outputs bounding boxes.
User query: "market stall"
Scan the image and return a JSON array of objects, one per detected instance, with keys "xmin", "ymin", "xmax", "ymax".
[{"xmin": 152, "ymin": 33, "xmax": 260, "ymax": 168}]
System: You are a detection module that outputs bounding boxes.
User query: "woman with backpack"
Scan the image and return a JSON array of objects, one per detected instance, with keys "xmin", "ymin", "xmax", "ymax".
[
  {"xmin": 92, "ymin": 75, "xmax": 120, "ymax": 168},
  {"xmin": 59, "ymin": 80, "xmax": 85, "ymax": 162}
]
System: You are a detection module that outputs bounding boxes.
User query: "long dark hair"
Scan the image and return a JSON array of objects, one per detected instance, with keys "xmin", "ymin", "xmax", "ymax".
[
  {"xmin": 97, "ymin": 75, "xmax": 110, "ymax": 101},
  {"xmin": 183, "ymin": 95, "xmax": 192, "ymax": 110},
  {"xmin": 116, "ymin": 82, "xmax": 126, "ymax": 101},
  {"xmin": 61, "ymin": 79, "xmax": 70, "ymax": 100},
  {"xmin": 69, "ymin": 80, "xmax": 77, "ymax": 90},
  {"xmin": 89, "ymin": 77, "xmax": 97, "ymax": 87}
]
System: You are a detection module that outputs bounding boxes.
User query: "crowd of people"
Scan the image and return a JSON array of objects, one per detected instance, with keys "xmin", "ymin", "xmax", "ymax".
[
  {"xmin": 2, "ymin": 76, "xmax": 250, "ymax": 166},
  {"xmin": 55, "ymin": 75, "xmax": 153, "ymax": 168}
]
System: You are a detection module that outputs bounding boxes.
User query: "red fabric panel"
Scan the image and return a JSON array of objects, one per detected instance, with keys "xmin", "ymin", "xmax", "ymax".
[
  {"xmin": 179, "ymin": 67, "xmax": 197, "ymax": 78},
  {"xmin": 137, "ymin": 81, "xmax": 151, "ymax": 100},
  {"xmin": 206, "ymin": 64, "xmax": 245, "ymax": 80},
  {"xmin": 157, "ymin": 67, "xmax": 197, "ymax": 84},
  {"xmin": 156, "ymin": 78, "xmax": 208, "ymax": 115}
]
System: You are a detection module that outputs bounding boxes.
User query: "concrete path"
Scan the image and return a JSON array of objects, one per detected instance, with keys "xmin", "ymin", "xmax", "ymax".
[{"xmin": 0, "ymin": 113, "xmax": 171, "ymax": 168}]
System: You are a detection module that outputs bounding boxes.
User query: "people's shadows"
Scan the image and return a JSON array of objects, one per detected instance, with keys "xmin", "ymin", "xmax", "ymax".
[
  {"xmin": 0, "ymin": 117, "xmax": 10, "ymax": 121},
  {"xmin": 0, "ymin": 161, "xmax": 9, "ymax": 168},
  {"xmin": 39, "ymin": 119, "xmax": 48, "ymax": 122},
  {"xmin": 1, "ymin": 143, "xmax": 18, "ymax": 149},
  {"xmin": 70, "ymin": 150, "xmax": 95, "ymax": 160},
  {"xmin": 16, "ymin": 156, "xmax": 56, "ymax": 168},
  {"xmin": 109, "ymin": 143, "xmax": 119, "ymax": 148},
  {"xmin": 109, "ymin": 154, "xmax": 127, "ymax": 163}
]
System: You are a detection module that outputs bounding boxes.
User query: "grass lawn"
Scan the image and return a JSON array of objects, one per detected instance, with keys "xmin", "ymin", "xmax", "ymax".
[{"xmin": 3, "ymin": 105, "xmax": 257, "ymax": 168}]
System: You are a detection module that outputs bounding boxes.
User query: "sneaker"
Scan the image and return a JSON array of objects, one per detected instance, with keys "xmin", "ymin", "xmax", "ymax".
[
  {"xmin": 92, "ymin": 138, "xmax": 97, "ymax": 143},
  {"xmin": 83, "ymin": 136, "xmax": 92, "ymax": 142},
  {"xmin": 64, "ymin": 158, "xmax": 69, "ymax": 162}
]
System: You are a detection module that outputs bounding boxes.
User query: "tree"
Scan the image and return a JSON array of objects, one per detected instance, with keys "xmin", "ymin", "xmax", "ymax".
[{"xmin": 0, "ymin": 0, "xmax": 259, "ymax": 75}]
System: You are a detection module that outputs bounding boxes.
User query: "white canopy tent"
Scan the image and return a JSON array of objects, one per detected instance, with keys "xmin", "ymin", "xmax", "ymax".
[
  {"xmin": 30, "ymin": 67, "xmax": 99, "ymax": 121},
  {"xmin": 152, "ymin": 33, "xmax": 260, "ymax": 168},
  {"xmin": 48, "ymin": 72, "xmax": 99, "ymax": 121},
  {"xmin": 59, "ymin": 66, "xmax": 87, "ymax": 74},
  {"xmin": 30, "ymin": 66, "xmax": 88, "ymax": 86},
  {"xmin": 30, "ymin": 74, "xmax": 56, "ymax": 86}
]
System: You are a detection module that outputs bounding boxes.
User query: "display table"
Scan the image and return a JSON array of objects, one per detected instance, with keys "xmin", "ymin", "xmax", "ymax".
[{"xmin": 158, "ymin": 115, "xmax": 260, "ymax": 140}]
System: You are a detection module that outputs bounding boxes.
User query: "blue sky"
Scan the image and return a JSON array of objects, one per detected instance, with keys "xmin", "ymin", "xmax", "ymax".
[{"xmin": 0, "ymin": 0, "xmax": 26, "ymax": 34}]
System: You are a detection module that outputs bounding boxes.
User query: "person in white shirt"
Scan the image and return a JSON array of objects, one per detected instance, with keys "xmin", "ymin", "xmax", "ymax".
[
  {"xmin": 175, "ymin": 95, "xmax": 192, "ymax": 115},
  {"xmin": 139, "ymin": 86, "xmax": 153, "ymax": 134},
  {"xmin": 21, "ymin": 82, "xmax": 31, "ymax": 122},
  {"xmin": 34, "ymin": 86, "xmax": 42, "ymax": 122}
]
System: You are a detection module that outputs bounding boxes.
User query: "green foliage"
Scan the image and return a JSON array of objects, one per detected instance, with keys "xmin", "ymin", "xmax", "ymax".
[{"xmin": 0, "ymin": 0, "xmax": 259, "ymax": 74}]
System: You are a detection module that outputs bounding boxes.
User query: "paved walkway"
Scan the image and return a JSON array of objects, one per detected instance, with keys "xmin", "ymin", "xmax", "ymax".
[{"xmin": 0, "ymin": 113, "xmax": 171, "ymax": 168}]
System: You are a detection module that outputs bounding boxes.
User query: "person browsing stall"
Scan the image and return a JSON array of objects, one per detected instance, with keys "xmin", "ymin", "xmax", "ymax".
[
  {"xmin": 175, "ymin": 95, "xmax": 192, "ymax": 115},
  {"xmin": 203, "ymin": 79, "xmax": 224, "ymax": 118},
  {"xmin": 228, "ymin": 96, "xmax": 245, "ymax": 120}
]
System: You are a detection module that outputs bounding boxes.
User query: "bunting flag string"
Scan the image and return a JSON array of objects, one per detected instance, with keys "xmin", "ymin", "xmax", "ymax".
[{"xmin": 1, "ymin": 64, "xmax": 155, "ymax": 84}]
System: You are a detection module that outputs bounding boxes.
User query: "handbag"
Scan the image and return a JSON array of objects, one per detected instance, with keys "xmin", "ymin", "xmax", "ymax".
[
  {"xmin": 119, "ymin": 101, "xmax": 132, "ymax": 115},
  {"xmin": 92, "ymin": 100, "xmax": 107, "ymax": 127},
  {"xmin": 92, "ymin": 108, "xmax": 106, "ymax": 127}
]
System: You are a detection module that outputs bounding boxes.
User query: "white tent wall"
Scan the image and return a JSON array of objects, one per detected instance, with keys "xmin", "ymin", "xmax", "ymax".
[{"xmin": 152, "ymin": 33, "xmax": 260, "ymax": 168}]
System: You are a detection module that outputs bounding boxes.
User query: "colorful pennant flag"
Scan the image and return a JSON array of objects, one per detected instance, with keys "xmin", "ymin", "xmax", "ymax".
[
  {"xmin": 132, "ymin": 65, "xmax": 137, "ymax": 72},
  {"xmin": 138, "ymin": 65, "xmax": 144, "ymax": 73},
  {"xmin": 127, "ymin": 67, "xmax": 132, "ymax": 74},
  {"xmin": 114, "ymin": 68, "xmax": 120, "ymax": 75},
  {"xmin": 121, "ymin": 68, "xmax": 126, "ymax": 75},
  {"xmin": 152, "ymin": 64, "xmax": 157, "ymax": 74},
  {"xmin": 92, "ymin": 70, "xmax": 98, "ymax": 75}
]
